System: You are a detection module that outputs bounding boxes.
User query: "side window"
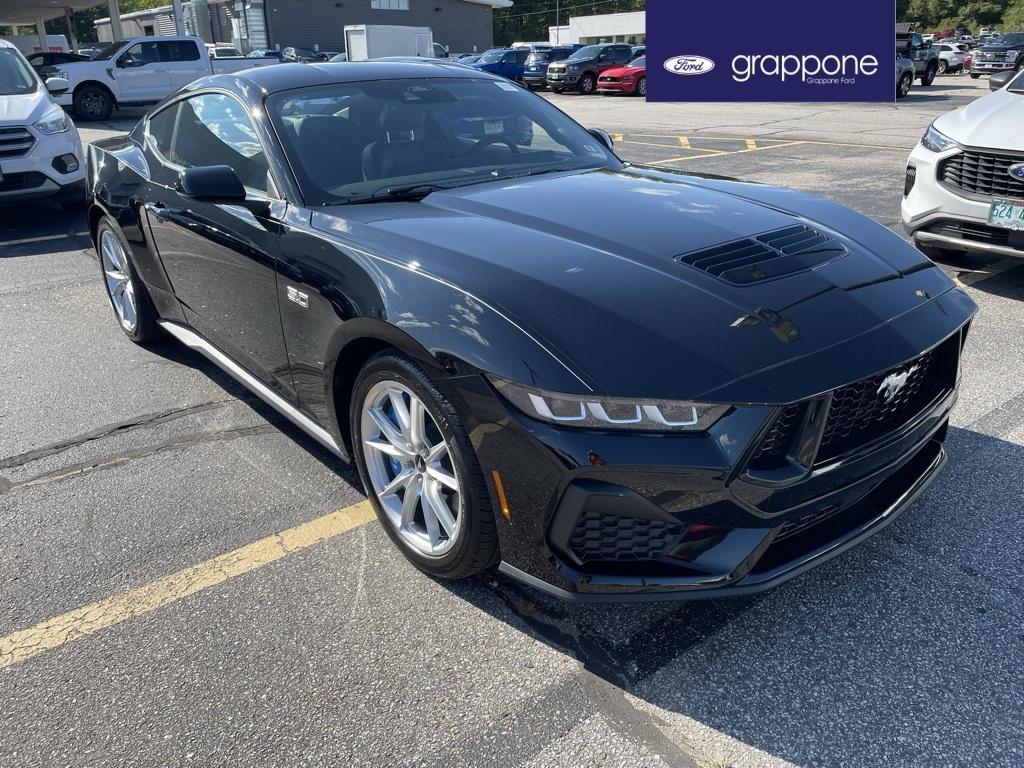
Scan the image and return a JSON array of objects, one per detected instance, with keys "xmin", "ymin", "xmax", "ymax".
[
  {"xmin": 516, "ymin": 50, "xmax": 529, "ymax": 64},
  {"xmin": 167, "ymin": 93, "xmax": 269, "ymax": 195},
  {"xmin": 121, "ymin": 41, "xmax": 160, "ymax": 67},
  {"xmin": 27, "ymin": 54, "xmax": 43, "ymax": 66},
  {"xmin": 146, "ymin": 102, "xmax": 179, "ymax": 159},
  {"xmin": 158, "ymin": 40, "xmax": 201, "ymax": 62}
]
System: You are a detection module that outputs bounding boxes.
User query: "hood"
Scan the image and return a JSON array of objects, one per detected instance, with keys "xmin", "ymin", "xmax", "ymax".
[
  {"xmin": 603, "ymin": 65, "xmax": 644, "ymax": 77},
  {"xmin": 311, "ymin": 167, "xmax": 968, "ymax": 403},
  {"xmin": 0, "ymin": 86, "xmax": 54, "ymax": 125},
  {"xmin": 934, "ymin": 88, "xmax": 1024, "ymax": 150}
]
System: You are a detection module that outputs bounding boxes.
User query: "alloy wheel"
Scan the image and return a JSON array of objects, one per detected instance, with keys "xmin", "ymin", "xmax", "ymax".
[
  {"xmin": 100, "ymin": 230, "xmax": 138, "ymax": 332},
  {"xmin": 360, "ymin": 380, "xmax": 462, "ymax": 557},
  {"xmin": 637, "ymin": 77, "xmax": 647, "ymax": 97}
]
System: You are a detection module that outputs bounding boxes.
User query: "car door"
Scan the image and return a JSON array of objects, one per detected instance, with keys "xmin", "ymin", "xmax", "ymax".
[
  {"xmin": 158, "ymin": 40, "xmax": 208, "ymax": 89},
  {"xmin": 142, "ymin": 92, "xmax": 292, "ymax": 391},
  {"xmin": 115, "ymin": 41, "xmax": 169, "ymax": 102}
]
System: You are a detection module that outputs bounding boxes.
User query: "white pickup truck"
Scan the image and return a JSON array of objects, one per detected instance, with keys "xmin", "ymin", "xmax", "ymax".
[{"xmin": 51, "ymin": 35, "xmax": 277, "ymax": 121}]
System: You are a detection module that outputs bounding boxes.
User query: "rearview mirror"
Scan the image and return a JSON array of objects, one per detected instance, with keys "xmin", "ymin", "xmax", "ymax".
[
  {"xmin": 176, "ymin": 165, "xmax": 246, "ymax": 203},
  {"xmin": 588, "ymin": 128, "xmax": 614, "ymax": 151},
  {"xmin": 989, "ymin": 70, "xmax": 1013, "ymax": 90},
  {"xmin": 44, "ymin": 77, "xmax": 69, "ymax": 95}
]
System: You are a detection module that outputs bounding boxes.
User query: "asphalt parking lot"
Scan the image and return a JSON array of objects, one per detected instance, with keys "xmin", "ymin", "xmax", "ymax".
[{"xmin": 2, "ymin": 76, "xmax": 1023, "ymax": 768}]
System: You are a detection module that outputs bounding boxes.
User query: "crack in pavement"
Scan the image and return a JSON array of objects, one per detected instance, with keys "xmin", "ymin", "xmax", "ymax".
[{"xmin": 0, "ymin": 399, "xmax": 236, "ymax": 471}]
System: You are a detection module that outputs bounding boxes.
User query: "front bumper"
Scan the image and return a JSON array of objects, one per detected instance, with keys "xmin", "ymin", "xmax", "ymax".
[
  {"xmin": 901, "ymin": 141, "xmax": 1024, "ymax": 259},
  {"xmin": 459, "ymin": 315, "xmax": 974, "ymax": 602},
  {"xmin": 546, "ymin": 72, "xmax": 579, "ymax": 89},
  {"xmin": 970, "ymin": 58, "xmax": 1021, "ymax": 74},
  {"xmin": 597, "ymin": 80, "xmax": 637, "ymax": 93},
  {"xmin": 0, "ymin": 122, "xmax": 86, "ymax": 204}
]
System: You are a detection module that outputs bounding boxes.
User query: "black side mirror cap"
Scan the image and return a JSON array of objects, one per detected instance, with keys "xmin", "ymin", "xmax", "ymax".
[
  {"xmin": 176, "ymin": 165, "xmax": 246, "ymax": 202},
  {"xmin": 989, "ymin": 70, "xmax": 1012, "ymax": 90}
]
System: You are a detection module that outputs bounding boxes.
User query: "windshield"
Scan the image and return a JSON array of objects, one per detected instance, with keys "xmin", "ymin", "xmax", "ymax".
[
  {"xmin": 269, "ymin": 77, "xmax": 620, "ymax": 206},
  {"xmin": 629, "ymin": 57, "xmax": 646, "ymax": 68},
  {"xmin": 568, "ymin": 45, "xmax": 602, "ymax": 61},
  {"xmin": 0, "ymin": 49, "xmax": 38, "ymax": 96},
  {"xmin": 91, "ymin": 41, "xmax": 127, "ymax": 61},
  {"xmin": 478, "ymin": 50, "xmax": 507, "ymax": 64},
  {"xmin": 992, "ymin": 33, "xmax": 1024, "ymax": 45}
]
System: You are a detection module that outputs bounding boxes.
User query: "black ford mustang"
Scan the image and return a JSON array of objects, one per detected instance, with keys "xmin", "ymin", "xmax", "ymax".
[{"xmin": 87, "ymin": 61, "xmax": 976, "ymax": 602}]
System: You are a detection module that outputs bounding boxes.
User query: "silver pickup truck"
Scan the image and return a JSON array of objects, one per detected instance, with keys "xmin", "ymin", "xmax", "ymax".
[
  {"xmin": 51, "ymin": 35, "xmax": 277, "ymax": 120},
  {"xmin": 896, "ymin": 27, "xmax": 940, "ymax": 86}
]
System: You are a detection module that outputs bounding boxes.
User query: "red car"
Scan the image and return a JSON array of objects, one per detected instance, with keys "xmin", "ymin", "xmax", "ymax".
[{"xmin": 597, "ymin": 56, "xmax": 646, "ymax": 96}]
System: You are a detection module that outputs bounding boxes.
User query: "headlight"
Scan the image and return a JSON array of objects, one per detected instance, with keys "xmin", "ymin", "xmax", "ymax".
[
  {"xmin": 52, "ymin": 70, "xmax": 70, "ymax": 80},
  {"xmin": 921, "ymin": 123, "xmax": 956, "ymax": 153},
  {"xmin": 34, "ymin": 108, "xmax": 70, "ymax": 135},
  {"xmin": 489, "ymin": 377, "xmax": 730, "ymax": 432}
]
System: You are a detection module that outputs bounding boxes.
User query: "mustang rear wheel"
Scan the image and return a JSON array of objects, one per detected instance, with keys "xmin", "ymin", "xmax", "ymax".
[
  {"xmin": 96, "ymin": 217, "xmax": 158, "ymax": 343},
  {"xmin": 351, "ymin": 353, "xmax": 499, "ymax": 579}
]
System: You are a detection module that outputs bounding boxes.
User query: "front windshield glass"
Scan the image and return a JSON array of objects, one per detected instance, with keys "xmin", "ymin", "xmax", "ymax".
[
  {"xmin": 269, "ymin": 77, "xmax": 620, "ymax": 205},
  {"xmin": 91, "ymin": 41, "xmax": 126, "ymax": 61},
  {"xmin": 993, "ymin": 33, "xmax": 1024, "ymax": 45},
  {"xmin": 0, "ymin": 49, "xmax": 38, "ymax": 96},
  {"xmin": 568, "ymin": 45, "xmax": 602, "ymax": 61},
  {"xmin": 478, "ymin": 50, "xmax": 507, "ymax": 64}
]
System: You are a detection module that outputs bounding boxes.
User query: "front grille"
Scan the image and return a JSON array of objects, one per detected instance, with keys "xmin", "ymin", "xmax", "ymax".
[
  {"xmin": 939, "ymin": 149, "xmax": 1024, "ymax": 199},
  {"xmin": 678, "ymin": 224, "xmax": 847, "ymax": 285},
  {"xmin": 599, "ymin": 76, "xmax": 621, "ymax": 82},
  {"xmin": 923, "ymin": 219, "xmax": 1014, "ymax": 247},
  {"xmin": 0, "ymin": 126, "xmax": 35, "ymax": 159},
  {"xmin": 816, "ymin": 348, "xmax": 947, "ymax": 463},
  {"xmin": 750, "ymin": 404, "xmax": 802, "ymax": 469},
  {"xmin": 0, "ymin": 171, "xmax": 46, "ymax": 193},
  {"xmin": 569, "ymin": 510, "xmax": 685, "ymax": 563}
]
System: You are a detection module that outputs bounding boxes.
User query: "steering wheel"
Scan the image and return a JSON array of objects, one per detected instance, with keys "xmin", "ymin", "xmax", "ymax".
[{"xmin": 468, "ymin": 135, "xmax": 520, "ymax": 155}]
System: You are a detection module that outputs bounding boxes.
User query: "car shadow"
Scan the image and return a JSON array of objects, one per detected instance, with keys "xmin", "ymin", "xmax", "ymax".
[
  {"xmin": 441, "ymin": 425, "xmax": 1024, "ymax": 767},
  {"xmin": 932, "ymin": 252, "xmax": 1024, "ymax": 301},
  {"xmin": 0, "ymin": 201, "xmax": 89, "ymax": 257}
]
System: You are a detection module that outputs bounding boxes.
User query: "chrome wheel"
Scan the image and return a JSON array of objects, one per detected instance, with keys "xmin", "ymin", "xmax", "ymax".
[
  {"xmin": 361, "ymin": 380, "xmax": 462, "ymax": 557},
  {"xmin": 100, "ymin": 229, "xmax": 137, "ymax": 332}
]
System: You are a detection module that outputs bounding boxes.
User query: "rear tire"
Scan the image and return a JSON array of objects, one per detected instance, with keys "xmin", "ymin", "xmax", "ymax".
[
  {"xmin": 96, "ymin": 216, "xmax": 158, "ymax": 344},
  {"xmin": 920, "ymin": 62, "xmax": 938, "ymax": 86},
  {"xmin": 350, "ymin": 352, "xmax": 499, "ymax": 580},
  {"xmin": 73, "ymin": 84, "xmax": 113, "ymax": 121},
  {"xmin": 938, "ymin": 59, "xmax": 948, "ymax": 74}
]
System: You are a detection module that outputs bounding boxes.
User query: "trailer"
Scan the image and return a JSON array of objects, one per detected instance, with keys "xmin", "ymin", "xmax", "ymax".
[{"xmin": 344, "ymin": 24, "xmax": 435, "ymax": 61}]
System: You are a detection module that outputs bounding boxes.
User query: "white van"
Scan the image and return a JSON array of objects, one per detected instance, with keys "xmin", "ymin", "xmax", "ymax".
[
  {"xmin": 0, "ymin": 34, "xmax": 70, "ymax": 55},
  {"xmin": 0, "ymin": 39, "xmax": 85, "ymax": 209}
]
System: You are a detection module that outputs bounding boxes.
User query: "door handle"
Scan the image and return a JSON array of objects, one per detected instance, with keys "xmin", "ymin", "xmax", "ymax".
[{"xmin": 145, "ymin": 201, "xmax": 174, "ymax": 221}]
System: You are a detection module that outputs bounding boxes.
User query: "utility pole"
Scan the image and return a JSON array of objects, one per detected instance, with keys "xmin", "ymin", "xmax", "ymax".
[{"xmin": 555, "ymin": 0, "xmax": 560, "ymax": 44}]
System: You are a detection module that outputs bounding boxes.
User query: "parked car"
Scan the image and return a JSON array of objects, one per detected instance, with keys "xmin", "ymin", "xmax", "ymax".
[
  {"xmin": 51, "ymin": 35, "xmax": 278, "ymax": 120},
  {"xmin": 456, "ymin": 53, "xmax": 482, "ymax": 65},
  {"xmin": 25, "ymin": 51, "xmax": 88, "ymax": 77},
  {"xmin": 896, "ymin": 54, "xmax": 915, "ymax": 98},
  {"xmin": 934, "ymin": 43, "xmax": 965, "ymax": 74},
  {"xmin": 329, "ymin": 52, "xmax": 349, "ymax": 62},
  {"xmin": 87, "ymin": 61, "xmax": 976, "ymax": 601},
  {"xmin": 546, "ymin": 43, "xmax": 634, "ymax": 94},
  {"xmin": 247, "ymin": 48, "xmax": 282, "ymax": 60},
  {"xmin": 903, "ymin": 67, "xmax": 1024, "ymax": 261},
  {"xmin": 597, "ymin": 55, "xmax": 646, "ymax": 96},
  {"xmin": 970, "ymin": 32, "xmax": 1024, "ymax": 78},
  {"xmin": 897, "ymin": 30, "xmax": 940, "ymax": 85},
  {"xmin": 208, "ymin": 45, "xmax": 243, "ymax": 59},
  {"xmin": 281, "ymin": 47, "xmax": 319, "ymax": 63},
  {"xmin": 76, "ymin": 47, "xmax": 102, "ymax": 59},
  {"xmin": 631, "ymin": 45, "xmax": 646, "ymax": 58},
  {"xmin": 0, "ymin": 39, "xmax": 85, "ymax": 209},
  {"xmin": 469, "ymin": 47, "xmax": 529, "ymax": 81},
  {"xmin": 522, "ymin": 46, "xmax": 577, "ymax": 90}
]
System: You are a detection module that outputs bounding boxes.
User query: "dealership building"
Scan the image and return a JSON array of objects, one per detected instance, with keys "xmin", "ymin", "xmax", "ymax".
[
  {"xmin": 96, "ymin": 0, "xmax": 509, "ymax": 55},
  {"xmin": 548, "ymin": 10, "xmax": 645, "ymax": 46}
]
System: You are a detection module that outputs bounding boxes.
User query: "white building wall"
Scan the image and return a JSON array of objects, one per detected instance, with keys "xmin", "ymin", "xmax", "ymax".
[{"xmin": 548, "ymin": 10, "xmax": 645, "ymax": 46}]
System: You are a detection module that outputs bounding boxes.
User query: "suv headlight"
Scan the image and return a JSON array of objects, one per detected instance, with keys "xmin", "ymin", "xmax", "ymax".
[
  {"xmin": 489, "ymin": 377, "xmax": 730, "ymax": 432},
  {"xmin": 51, "ymin": 70, "xmax": 70, "ymax": 80},
  {"xmin": 34, "ymin": 108, "xmax": 70, "ymax": 135},
  {"xmin": 921, "ymin": 123, "xmax": 956, "ymax": 153}
]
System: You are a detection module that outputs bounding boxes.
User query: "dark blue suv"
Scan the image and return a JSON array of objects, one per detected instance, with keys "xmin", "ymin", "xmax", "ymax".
[
  {"xmin": 522, "ymin": 46, "xmax": 579, "ymax": 90},
  {"xmin": 470, "ymin": 48, "xmax": 530, "ymax": 81}
]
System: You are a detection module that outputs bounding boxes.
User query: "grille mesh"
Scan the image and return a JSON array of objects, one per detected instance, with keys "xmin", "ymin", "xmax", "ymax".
[
  {"xmin": 0, "ymin": 171, "xmax": 46, "ymax": 193},
  {"xmin": 750, "ymin": 404, "xmax": 802, "ymax": 469},
  {"xmin": 939, "ymin": 150, "xmax": 1024, "ymax": 199},
  {"xmin": 569, "ymin": 511, "xmax": 685, "ymax": 563},
  {"xmin": 0, "ymin": 126, "xmax": 35, "ymax": 159},
  {"xmin": 678, "ymin": 224, "xmax": 847, "ymax": 285}
]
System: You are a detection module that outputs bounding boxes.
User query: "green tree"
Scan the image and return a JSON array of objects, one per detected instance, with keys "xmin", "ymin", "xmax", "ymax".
[{"xmin": 1004, "ymin": 0, "xmax": 1024, "ymax": 28}]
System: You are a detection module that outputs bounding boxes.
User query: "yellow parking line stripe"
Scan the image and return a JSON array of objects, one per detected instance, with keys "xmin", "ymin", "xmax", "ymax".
[
  {"xmin": 612, "ymin": 133, "xmax": 624, "ymax": 143},
  {"xmin": 649, "ymin": 141, "xmax": 808, "ymax": 164},
  {"xmin": 628, "ymin": 133, "xmax": 910, "ymax": 151},
  {"xmin": 745, "ymin": 139, "xmax": 758, "ymax": 150},
  {"xmin": 678, "ymin": 136, "xmax": 691, "ymax": 149},
  {"xmin": 0, "ymin": 500, "xmax": 375, "ymax": 670}
]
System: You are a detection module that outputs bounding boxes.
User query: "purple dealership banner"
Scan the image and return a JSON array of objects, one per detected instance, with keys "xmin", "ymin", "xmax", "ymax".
[{"xmin": 646, "ymin": 0, "xmax": 896, "ymax": 102}]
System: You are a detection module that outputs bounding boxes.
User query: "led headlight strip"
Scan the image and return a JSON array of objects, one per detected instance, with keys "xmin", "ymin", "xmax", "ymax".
[{"xmin": 489, "ymin": 377, "xmax": 729, "ymax": 432}]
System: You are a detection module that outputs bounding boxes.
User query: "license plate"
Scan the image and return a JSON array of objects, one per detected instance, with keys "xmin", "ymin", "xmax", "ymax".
[{"xmin": 989, "ymin": 197, "xmax": 1024, "ymax": 230}]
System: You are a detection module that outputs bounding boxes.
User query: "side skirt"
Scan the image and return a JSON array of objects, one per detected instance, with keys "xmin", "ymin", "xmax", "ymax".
[{"xmin": 157, "ymin": 321, "xmax": 344, "ymax": 458}]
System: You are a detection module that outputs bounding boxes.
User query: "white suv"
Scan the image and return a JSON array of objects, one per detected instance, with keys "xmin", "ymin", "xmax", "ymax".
[
  {"xmin": 902, "ymin": 69, "xmax": 1024, "ymax": 260},
  {"xmin": 0, "ymin": 39, "xmax": 85, "ymax": 209}
]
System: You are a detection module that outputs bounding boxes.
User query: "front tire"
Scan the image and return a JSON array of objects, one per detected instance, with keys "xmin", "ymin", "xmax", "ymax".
[
  {"xmin": 938, "ymin": 59, "xmax": 948, "ymax": 74},
  {"xmin": 578, "ymin": 72, "xmax": 596, "ymax": 94},
  {"xmin": 920, "ymin": 62, "xmax": 937, "ymax": 86},
  {"xmin": 635, "ymin": 76, "xmax": 647, "ymax": 97},
  {"xmin": 351, "ymin": 352, "xmax": 499, "ymax": 580},
  {"xmin": 73, "ymin": 84, "xmax": 113, "ymax": 121},
  {"xmin": 897, "ymin": 71, "xmax": 913, "ymax": 98},
  {"xmin": 96, "ymin": 217, "xmax": 158, "ymax": 343}
]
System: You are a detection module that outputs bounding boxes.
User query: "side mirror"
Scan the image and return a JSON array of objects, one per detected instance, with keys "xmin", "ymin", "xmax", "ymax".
[
  {"xmin": 989, "ymin": 70, "xmax": 1013, "ymax": 90},
  {"xmin": 588, "ymin": 128, "xmax": 614, "ymax": 151},
  {"xmin": 45, "ymin": 77, "xmax": 69, "ymax": 95},
  {"xmin": 176, "ymin": 165, "xmax": 246, "ymax": 202}
]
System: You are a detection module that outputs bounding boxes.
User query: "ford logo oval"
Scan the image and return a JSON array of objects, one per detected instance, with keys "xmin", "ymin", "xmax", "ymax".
[
  {"xmin": 1009, "ymin": 163, "xmax": 1024, "ymax": 182},
  {"xmin": 663, "ymin": 55, "xmax": 715, "ymax": 76}
]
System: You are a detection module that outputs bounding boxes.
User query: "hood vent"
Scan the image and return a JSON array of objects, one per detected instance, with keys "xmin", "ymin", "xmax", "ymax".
[{"xmin": 677, "ymin": 224, "xmax": 847, "ymax": 285}]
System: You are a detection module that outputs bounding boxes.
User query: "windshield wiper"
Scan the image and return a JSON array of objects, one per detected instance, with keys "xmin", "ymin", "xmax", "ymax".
[{"xmin": 338, "ymin": 182, "xmax": 456, "ymax": 205}]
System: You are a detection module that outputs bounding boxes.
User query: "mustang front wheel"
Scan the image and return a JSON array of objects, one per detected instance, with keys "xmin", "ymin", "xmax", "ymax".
[
  {"xmin": 351, "ymin": 353, "xmax": 499, "ymax": 579},
  {"xmin": 97, "ymin": 217, "xmax": 158, "ymax": 343}
]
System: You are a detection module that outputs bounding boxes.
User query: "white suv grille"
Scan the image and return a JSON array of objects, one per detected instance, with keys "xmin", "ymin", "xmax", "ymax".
[{"xmin": 0, "ymin": 126, "xmax": 35, "ymax": 159}]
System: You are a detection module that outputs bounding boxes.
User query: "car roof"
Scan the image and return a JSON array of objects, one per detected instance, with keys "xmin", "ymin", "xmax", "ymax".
[
  {"xmin": 224, "ymin": 60, "xmax": 504, "ymax": 94},
  {"xmin": 0, "ymin": 39, "xmax": 15, "ymax": 49}
]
